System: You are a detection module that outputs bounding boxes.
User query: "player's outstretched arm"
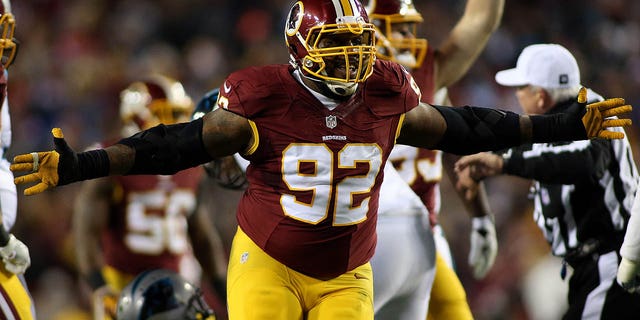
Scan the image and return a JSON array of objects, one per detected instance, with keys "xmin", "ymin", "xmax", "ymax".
[
  {"xmin": 398, "ymin": 87, "xmax": 632, "ymax": 155},
  {"xmin": 10, "ymin": 127, "xmax": 112, "ymax": 195},
  {"xmin": 11, "ymin": 109, "xmax": 253, "ymax": 195}
]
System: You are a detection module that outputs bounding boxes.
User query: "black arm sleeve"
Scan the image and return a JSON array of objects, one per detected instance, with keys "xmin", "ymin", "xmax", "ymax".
[
  {"xmin": 117, "ymin": 118, "xmax": 213, "ymax": 175},
  {"xmin": 502, "ymin": 139, "xmax": 612, "ymax": 184},
  {"xmin": 432, "ymin": 105, "xmax": 522, "ymax": 155}
]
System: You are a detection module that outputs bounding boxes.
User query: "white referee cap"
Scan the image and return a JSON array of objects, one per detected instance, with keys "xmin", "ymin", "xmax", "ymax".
[{"xmin": 495, "ymin": 43, "xmax": 580, "ymax": 89}]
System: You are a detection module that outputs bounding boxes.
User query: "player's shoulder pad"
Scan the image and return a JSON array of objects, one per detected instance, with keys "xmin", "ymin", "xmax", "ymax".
[
  {"xmin": 362, "ymin": 60, "xmax": 421, "ymax": 117},
  {"xmin": 218, "ymin": 64, "xmax": 294, "ymax": 118}
]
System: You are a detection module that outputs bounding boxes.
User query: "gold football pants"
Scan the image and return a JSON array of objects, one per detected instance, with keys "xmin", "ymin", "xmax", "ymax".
[
  {"xmin": 0, "ymin": 269, "xmax": 34, "ymax": 319},
  {"xmin": 427, "ymin": 252, "xmax": 473, "ymax": 320},
  {"xmin": 227, "ymin": 227, "xmax": 374, "ymax": 320}
]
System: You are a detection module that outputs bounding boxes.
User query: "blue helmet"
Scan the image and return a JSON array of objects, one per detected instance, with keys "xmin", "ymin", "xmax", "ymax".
[
  {"xmin": 191, "ymin": 87, "xmax": 247, "ymax": 189},
  {"xmin": 116, "ymin": 269, "xmax": 214, "ymax": 320},
  {"xmin": 192, "ymin": 88, "xmax": 220, "ymax": 121}
]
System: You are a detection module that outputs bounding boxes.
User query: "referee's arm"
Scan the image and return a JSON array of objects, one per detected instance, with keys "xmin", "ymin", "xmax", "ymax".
[{"xmin": 501, "ymin": 139, "xmax": 611, "ymax": 184}]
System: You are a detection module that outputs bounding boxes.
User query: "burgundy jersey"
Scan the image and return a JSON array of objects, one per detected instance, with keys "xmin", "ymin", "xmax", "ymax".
[
  {"xmin": 101, "ymin": 165, "xmax": 203, "ymax": 275},
  {"xmin": 389, "ymin": 47, "xmax": 442, "ymax": 226},
  {"xmin": 217, "ymin": 59, "xmax": 420, "ymax": 279}
]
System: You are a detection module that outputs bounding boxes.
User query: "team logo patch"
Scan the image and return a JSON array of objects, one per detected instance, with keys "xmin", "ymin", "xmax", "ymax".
[
  {"xmin": 285, "ymin": 2, "xmax": 303, "ymax": 37},
  {"xmin": 240, "ymin": 252, "xmax": 249, "ymax": 264},
  {"xmin": 326, "ymin": 115, "xmax": 337, "ymax": 129}
]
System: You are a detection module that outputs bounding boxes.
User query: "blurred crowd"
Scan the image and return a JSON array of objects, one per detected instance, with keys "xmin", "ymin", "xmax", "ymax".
[{"xmin": 6, "ymin": 0, "xmax": 640, "ymax": 319}]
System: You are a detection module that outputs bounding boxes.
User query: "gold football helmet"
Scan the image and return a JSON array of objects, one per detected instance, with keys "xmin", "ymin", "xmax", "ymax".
[
  {"xmin": 365, "ymin": 0, "xmax": 428, "ymax": 69},
  {"xmin": 119, "ymin": 74, "xmax": 194, "ymax": 136},
  {"xmin": 284, "ymin": 0, "xmax": 377, "ymax": 96}
]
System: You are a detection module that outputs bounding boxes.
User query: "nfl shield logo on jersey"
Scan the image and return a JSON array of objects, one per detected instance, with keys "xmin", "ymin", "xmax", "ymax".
[{"xmin": 326, "ymin": 115, "xmax": 337, "ymax": 129}]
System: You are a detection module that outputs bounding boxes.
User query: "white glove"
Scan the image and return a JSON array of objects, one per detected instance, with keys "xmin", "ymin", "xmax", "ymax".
[
  {"xmin": 468, "ymin": 215, "xmax": 498, "ymax": 279},
  {"xmin": 0, "ymin": 234, "xmax": 31, "ymax": 274},
  {"xmin": 93, "ymin": 285, "xmax": 118, "ymax": 319},
  {"xmin": 617, "ymin": 257, "xmax": 640, "ymax": 293}
]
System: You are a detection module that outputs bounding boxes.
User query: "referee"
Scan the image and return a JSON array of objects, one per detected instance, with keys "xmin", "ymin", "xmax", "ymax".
[{"xmin": 455, "ymin": 44, "xmax": 640, "ymax": 319}]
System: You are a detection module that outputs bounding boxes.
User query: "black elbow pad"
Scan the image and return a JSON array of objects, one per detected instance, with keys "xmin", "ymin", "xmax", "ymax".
[
  {"xmin": 118, "ymin": 118, "xmax": 213, "ymax": 175},
  {"xmin": 433, "ymin": 105, "xmax": 521, "ymax": 155}
]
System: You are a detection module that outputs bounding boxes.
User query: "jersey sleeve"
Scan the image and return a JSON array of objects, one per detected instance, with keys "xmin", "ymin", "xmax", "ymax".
[
  {"xmin": 217, "ymin": 66, "xmax": 287, "ymax": 119},
  {"xmin": 363, "ymin": 60, "xmax": 421, "ymax": 117},
  {"xmin": 216, "ymin": 71, "xmax": 252, "ymax": 118}
]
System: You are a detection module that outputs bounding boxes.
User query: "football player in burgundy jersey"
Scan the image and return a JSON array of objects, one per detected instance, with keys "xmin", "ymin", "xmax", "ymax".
[
  {"xmin": 194, "ymin": 88, "xmax": 435, "ymax": 320},
  {"xmin": 11, "ymin": 0, "xmax": 631, "ymax": 319},
  {"xmin": 365, "ymin": 0, "xmax": 503, "ymax": 319},
  {"xmin": 0, "ymin": 1, "xmax": 36, "ymax": 319},
  {"xmin": 72, "ymin": 75, "xmax": 227, "ymax": 319}
]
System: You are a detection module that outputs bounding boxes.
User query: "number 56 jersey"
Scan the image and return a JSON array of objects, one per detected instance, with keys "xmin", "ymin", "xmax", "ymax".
[
  {"xmin": 102, "ymin": 167, "xmax": 203, "ymax": 276},
  {"xmin": 218, "ymin": 59, "xmax": 421, "ymax": 279}
]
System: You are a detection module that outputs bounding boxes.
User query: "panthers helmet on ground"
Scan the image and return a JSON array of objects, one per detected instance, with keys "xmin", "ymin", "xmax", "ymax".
[
  {"xmin": 116, "ymin": 269, "xmax": 215, "ymax": 320},
  {"xmin": 120, "ymin": 74, "xmax": 194, "ymax": 136},
  {"xmin": 284, "ymin": 0, "xmax": 376, "ymax": 96},
  {"xmin": 364, "ymin": 0, "xmax": 427, "ymax": 68}
]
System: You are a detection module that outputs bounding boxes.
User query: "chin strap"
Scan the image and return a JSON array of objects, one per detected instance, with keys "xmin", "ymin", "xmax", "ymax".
[
  {"xmin": 325, "ymin": 80, "xmax": 358, "ymax": 96},
  {"xmin": 295, "ymin": 68, "xmax": 358, "ymax": 99}
]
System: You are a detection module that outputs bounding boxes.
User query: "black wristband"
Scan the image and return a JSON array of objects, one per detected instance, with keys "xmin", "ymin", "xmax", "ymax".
[
  {"xmin": 60, "ymin": 149, "xmax": 110, "ymax": 186},
  {"xmin": 0, "ymin": 226, "xmax": 9, "ymax": 246},
  {"xmin": 86, "ymin": 269, "xmax": 107, "ymax": 290},
  {"xmin": 77, "ymin": 149, "xmax": 110, "ymax": 181}
]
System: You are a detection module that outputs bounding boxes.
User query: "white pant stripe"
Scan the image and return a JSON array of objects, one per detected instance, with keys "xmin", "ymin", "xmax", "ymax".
[{"xmin": 581, "ymin": 251, "xmax": 617, "ymax": 319}]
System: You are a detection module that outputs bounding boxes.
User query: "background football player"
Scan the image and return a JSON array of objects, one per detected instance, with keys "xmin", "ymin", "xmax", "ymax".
[
  {"xmin": 0, "ymin": 0, "xmax": 35, "ymax": 318},
  {"xmin": 364, "ymin": 0, "xmax": 502, "ymax": 319},
  {"xmin": 72, "ymin": 74, "xmax": 227, "ymax": 319}
]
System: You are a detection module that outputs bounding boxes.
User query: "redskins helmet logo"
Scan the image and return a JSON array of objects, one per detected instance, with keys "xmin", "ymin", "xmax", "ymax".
[{"xmin": 286, "ymin": 1, "xmax": 303, "ymax": 37}]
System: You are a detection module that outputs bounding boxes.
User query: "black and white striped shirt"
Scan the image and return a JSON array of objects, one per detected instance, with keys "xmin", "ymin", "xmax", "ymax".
[{"xmin": 500, "ymin": 98, "xmax": 638, "ymax": 257}]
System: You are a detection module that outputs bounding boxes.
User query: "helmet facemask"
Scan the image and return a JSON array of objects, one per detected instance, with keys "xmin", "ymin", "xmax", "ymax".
[
  {"xmin": 143, "ymin": 287, "xmax": 212, "ymax": 320},
  {"xmin": 0, "ymin": 3, "xmax": 17, "ymax": 69},
  {"xmin": 303, "ymin": 21, "xmax": 375, "ymax": 80},
  {"xmin": 285, "ymin": 1, "xmax": 377, "ymax": 98}
]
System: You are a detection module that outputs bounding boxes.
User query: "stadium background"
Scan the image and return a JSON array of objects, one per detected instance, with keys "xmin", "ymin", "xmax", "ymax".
[{"xmin": 6, "ymin": 0, "xmax": 640, "ymax": 319}]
